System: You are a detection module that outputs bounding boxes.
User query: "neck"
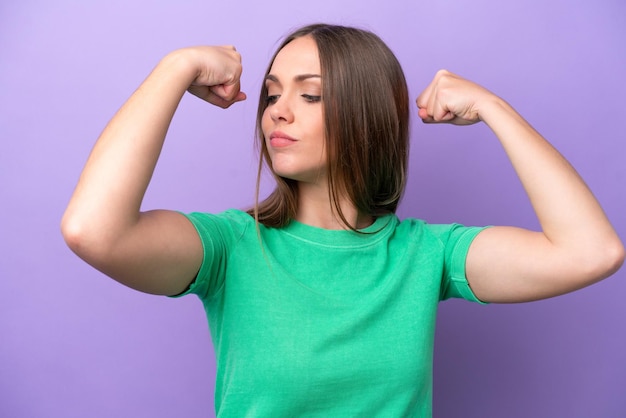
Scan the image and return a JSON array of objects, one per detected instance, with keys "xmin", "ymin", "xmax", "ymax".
[{"xmin": 295, "ymin": 181, "xmax": 373, "ymax": 230}]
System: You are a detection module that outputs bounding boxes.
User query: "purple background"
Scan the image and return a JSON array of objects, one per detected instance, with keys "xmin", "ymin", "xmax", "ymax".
[{"xmin": 1, "ymin": 1, "xmax": 625, "ymax": 417}]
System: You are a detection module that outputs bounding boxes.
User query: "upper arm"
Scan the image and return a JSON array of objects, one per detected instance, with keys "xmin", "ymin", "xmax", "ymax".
[
  {"xmin": 465, "ymin": 226, "xmax": 624, "ymax": 303},
  {"xmin": 63, "ymin": 209, "xmax": 203, "ymax": 296}
]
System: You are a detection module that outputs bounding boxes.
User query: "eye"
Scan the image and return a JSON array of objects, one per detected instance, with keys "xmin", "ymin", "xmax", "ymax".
[
  {"xmin": 266, "ymin": 95, "xmax": 279, "ymax": 105},
  {"xmin": 302, "ymin": 94, "xmax": 321, "ymax": 103}
]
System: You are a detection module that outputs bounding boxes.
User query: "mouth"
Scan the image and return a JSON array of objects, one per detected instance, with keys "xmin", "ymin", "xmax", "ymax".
[{"xmin": 269, "ymin": 131, "xmax": 297, "ymax": 148}]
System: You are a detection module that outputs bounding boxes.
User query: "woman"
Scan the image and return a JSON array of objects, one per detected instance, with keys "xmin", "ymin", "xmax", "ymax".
[{"xmin": 61, "ymin": 24, "xmax": 624, "ymax": 417}]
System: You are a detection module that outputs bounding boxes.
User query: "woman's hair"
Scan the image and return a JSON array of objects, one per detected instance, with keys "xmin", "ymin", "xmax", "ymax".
[{"xmin": 248, "ymin": 23, "xmax": 410, "ymax": 230}]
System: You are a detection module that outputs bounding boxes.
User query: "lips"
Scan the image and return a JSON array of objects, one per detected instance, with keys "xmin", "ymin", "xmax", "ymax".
[{"xmin": 269, "ymin": 131, "xmax": 297, "ymax": 148}]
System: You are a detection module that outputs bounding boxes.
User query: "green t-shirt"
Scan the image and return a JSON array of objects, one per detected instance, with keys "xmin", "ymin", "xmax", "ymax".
[{"xmin": 179, "ymin": 209, "xmax": 485, "ymax": 417}]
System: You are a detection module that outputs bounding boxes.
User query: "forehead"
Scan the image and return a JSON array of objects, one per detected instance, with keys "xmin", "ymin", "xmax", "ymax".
[{"xmin": 269, "ymin": 35, "xmax": 320, "ymax": 76}]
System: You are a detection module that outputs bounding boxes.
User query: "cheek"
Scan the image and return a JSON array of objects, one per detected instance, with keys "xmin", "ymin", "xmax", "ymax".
[
  {"xmin": 261, "ymin": 109, "xmax": 271, "ymax": 136},
  {"xmin": 261, "ymin": 109, "xmax": 273, "ymax": 157},
  {"xmin": 313, "ymin": 108, "xmax": 324, "ymax": 134}
]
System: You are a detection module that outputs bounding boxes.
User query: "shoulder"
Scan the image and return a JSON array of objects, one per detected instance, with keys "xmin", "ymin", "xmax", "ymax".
[
  {"xmin": 395, "ymin": 217, "xmax": 487, "ymax": 251},
  {"xmin": 184, "ymin": 208, "xmax": 254, "ymax": 244}
]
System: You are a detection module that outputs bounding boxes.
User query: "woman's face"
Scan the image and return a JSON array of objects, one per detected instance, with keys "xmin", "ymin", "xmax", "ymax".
[{"xmin": 261, "ymin": 35, "xmax": 326, "ymax": 185}]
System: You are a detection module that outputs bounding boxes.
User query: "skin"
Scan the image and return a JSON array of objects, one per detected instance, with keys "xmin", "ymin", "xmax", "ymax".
[
  {"xmin": 62, "ymin": 36, "xmax": 624, "ymax": 302},
  {"xmin": 417, "ymin": 70, "xmax": 624, "ymax": 302},
  {"xmin": 262, "ymin": 36, "xmax": 373, "ymax": 230},
  {"xmin": 61, "ymin": 46, "xmax": 245, "ymax": 295},
  {"xmin": 262, "ymin": 36, "xmax": 326, "ymax": 183}
]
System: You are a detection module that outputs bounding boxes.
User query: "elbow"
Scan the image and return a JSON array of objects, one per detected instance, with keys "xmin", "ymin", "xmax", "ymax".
[
  {"xmin": 604, "ymin": 238, "xmax": 626, "ymax": 277},
  {"xmin": 548, "ymin": 238, "xmax": 625, "ymax": 297},
  {"xmin": 60, "ymin": 211, "xmax": 111, "ymax": 264},
  {"xmin": 585, "ymin": 237, "xmax": 625, "ymax": 283},
  {"xmin": 61, "ymin": 212, "xmax": 91, "ymax": 258}
]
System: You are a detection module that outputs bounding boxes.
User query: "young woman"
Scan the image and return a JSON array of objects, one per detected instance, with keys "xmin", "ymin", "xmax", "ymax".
[{"xmin": 61, "ymin": 24, "xmax": 624, "ymax": 417}]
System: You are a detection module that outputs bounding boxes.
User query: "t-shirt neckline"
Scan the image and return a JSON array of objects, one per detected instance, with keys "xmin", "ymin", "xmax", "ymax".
[{"xmin": 279, "ymin": 214, "xmax": 397, "ymax": 248}]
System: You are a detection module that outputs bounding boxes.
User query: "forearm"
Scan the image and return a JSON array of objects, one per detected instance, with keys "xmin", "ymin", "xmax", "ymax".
[
  {"xmin": 479, "ymin": 98, "xmax": 623, "ymax": 274},
  {"xmin": 62, "ymin": 52, "xmax": 196, "ymax": 239},
  {"xmin": 60, "ymin": 45, "xmax": 243, "ymax": 294},
  {"xmin": 418, "ymin": 70, "xmax": 623, "ymax": 301}
]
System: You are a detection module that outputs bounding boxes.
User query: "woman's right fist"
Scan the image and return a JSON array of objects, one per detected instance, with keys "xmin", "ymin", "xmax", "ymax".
[{"xmin": 171, "ymin": 45, "xmax": 246, "ymax": 108}]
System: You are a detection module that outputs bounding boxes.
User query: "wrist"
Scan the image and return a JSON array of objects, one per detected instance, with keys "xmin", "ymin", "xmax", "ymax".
[
  {"xmin": 477, "ymin": 95, "xmax": 515, "ymax": 125},
  {"xmin": 158, "ymin": 48, "xmax": 201, "ymax": 86}
]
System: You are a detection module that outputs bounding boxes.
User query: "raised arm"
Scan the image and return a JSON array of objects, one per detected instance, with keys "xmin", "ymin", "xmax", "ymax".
[
  {"xmin": 61, "ymin": 46, "xmax": 245, "ymax": 295},
  {"xmin": 416, "ymin": 70, "xmax": 624, "ymax": 303}
]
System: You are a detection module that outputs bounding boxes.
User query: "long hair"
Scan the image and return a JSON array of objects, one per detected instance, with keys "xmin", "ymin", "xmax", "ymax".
[{"xmin": 248, "ymin": 24, "xmax": 410, "ymax": 230}]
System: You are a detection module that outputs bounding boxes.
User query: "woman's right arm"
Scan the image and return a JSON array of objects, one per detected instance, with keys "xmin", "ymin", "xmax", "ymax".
[{"xmin": 61, "ymin": 46, "xmax": 245, "ymax": 296}]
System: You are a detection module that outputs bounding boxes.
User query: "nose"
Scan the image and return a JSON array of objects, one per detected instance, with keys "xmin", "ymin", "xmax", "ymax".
[{"xmin": 269, "ymin": 95, "xmax": 294, "ymax": 124}]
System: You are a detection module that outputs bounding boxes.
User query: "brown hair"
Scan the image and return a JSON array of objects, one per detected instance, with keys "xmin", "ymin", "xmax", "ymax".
[{"xmin": 248, "ymin": 24, "xmax": 410, "ymax": 230}]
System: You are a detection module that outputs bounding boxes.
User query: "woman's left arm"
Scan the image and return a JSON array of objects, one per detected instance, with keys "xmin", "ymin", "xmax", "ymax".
[{"xmin": 417, "ymin": 70, "xmax": 624, "ymax": 303}]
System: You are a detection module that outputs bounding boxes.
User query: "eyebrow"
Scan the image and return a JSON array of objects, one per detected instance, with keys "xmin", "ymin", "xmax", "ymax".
[{"xmin": 265, "ymin": 74, "xmax": 321, "ymax": 83}]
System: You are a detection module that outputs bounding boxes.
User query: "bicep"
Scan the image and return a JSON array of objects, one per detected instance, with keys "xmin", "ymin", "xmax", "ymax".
[
  {"xmin": 465, "ymin": 226, "xmax": 594, "ymax": 303},
  {"xmin": 82, "ymin": 210, "xmax": 203, "ymax": 296}
]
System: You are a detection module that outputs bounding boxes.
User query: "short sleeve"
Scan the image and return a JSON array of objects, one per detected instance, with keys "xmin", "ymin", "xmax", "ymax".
[
  {"xmin": 427, "ymin": 223, "xmax": 489, "ymax": 304},
  {"xmin": 169, "ymin": 209, "xmax": 250, "ymax": 301}
]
